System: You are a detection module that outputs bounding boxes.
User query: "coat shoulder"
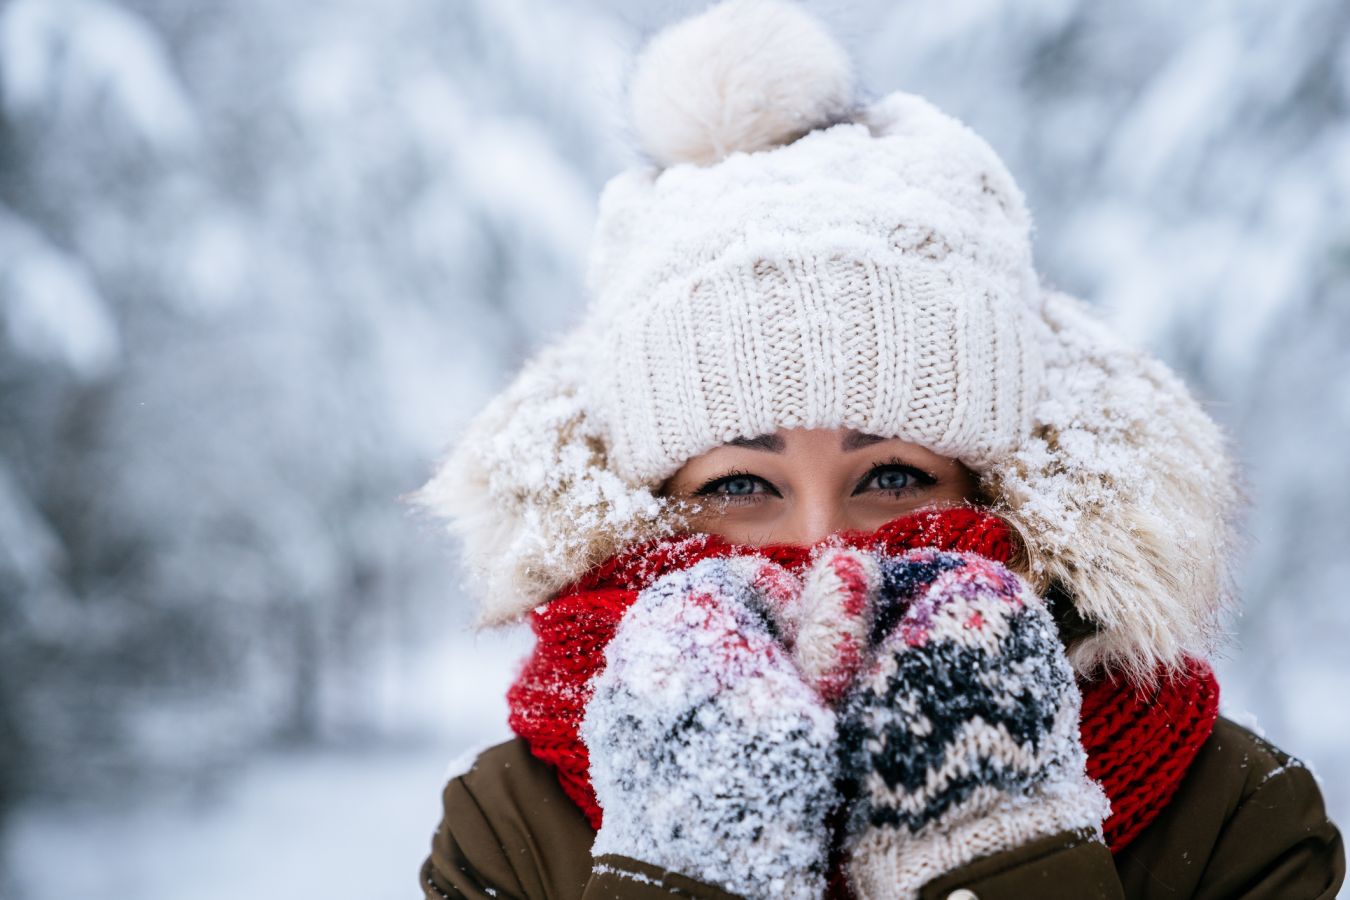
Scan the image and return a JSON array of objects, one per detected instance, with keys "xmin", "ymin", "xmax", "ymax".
[
  {"xmin": 455, "ymin": 737, "xmax": 567, "ymax": 797},
  {"xmin": 1206, "ymin": 715, "xmax": 1306, "ymax": 793},
  {"xmin": 422, "ymin": 738, "xmax": 596, "ymax": 900},
  {"xmin": 1116, "ymin": 715, "xmax": 1344, "ymax": 899}
]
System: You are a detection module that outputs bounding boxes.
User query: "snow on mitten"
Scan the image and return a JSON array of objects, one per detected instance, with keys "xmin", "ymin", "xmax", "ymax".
[
  {"xmin": 776, "ymin": 546, "xmax": 880, "ymax": 706},
  {"xmin": 841, "ymin": 549, "xmax": 1111, "ymax": 899},
  {"xmin": 580, "ymin": 555, "xmax": 838, "ymax": 899}
]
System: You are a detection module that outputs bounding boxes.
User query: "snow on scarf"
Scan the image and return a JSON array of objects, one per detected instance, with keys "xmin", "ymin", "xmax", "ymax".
[{"xmin": 506, "ymin": 507, "xmax": 1220, "ymax": 856}]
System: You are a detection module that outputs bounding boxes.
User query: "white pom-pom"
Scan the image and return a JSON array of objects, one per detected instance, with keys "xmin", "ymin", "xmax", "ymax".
[{"xmin": 629, "ymin": 0, "xmax": 855, "ymax": 167}]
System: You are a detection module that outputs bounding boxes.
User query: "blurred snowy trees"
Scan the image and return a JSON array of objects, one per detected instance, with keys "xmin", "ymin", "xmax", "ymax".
[
  {"xmin": 0, "ymin": 0, "xmax": 624, "ymax": 815},
  {"xmin": 0, "ymin": 0, "xmax": 1346, "ymax": 838},
  {"xmin": 837, "ymin": 0, "xmax": 1350, "ymax": 793}
]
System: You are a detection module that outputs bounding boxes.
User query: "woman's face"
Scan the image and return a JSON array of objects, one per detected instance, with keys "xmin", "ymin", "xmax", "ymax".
[{"xmin": 659, "ymin": 427, "xmax": 979, "ymax": 546}]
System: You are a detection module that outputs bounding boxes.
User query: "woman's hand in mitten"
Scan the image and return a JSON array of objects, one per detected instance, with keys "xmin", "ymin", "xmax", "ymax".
[
  {"xmin": 579, "ymin": 555, "xmax": 839, "ymax": 900},
  {"xmin": 840, "ymin": 549, "xmax": 1111, "ymax": 900}
]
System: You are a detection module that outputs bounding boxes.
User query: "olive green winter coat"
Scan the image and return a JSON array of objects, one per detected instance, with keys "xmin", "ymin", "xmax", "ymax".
[{"xmin": 419, "ymin": 716, "xmax": 1342, "ymax": 900}]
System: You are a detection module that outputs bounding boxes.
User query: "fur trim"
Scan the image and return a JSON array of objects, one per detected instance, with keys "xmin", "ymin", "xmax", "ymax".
[
  {"xmin": 414, "ymin": 290, "xmax": 1240, "ymax": 683},
  {"xmin": 411, "ymin": 0, "xmax": 1239, "ymax": 685},
  {"xmin": 982, "ymin": 288, "xmax": 1241, "ymax": 685},
  {"xmin": 628, "ymin": 0, "xmax": 855, "ymax": 167},
  {"xmin": 408, "ymin": 338, "xmax": 683, "ymax": 626}
]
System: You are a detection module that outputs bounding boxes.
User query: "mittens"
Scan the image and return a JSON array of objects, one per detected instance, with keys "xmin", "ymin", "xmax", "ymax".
[
  {"xmin": 579, "ymin": 555, "xmax": 839, "ymax": 900},
  {"xmin": 580, "ymin": 541, "xmax": 1110, "ymax": 900},
  {"xmin": 839, "ymin": 549, "xmax": 1111, "ymax": 899},
  {"xmin": 775, "ymin": 546, "xmax": 879, "ymax": 705}
]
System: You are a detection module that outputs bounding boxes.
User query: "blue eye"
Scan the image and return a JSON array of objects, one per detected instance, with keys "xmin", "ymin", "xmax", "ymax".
[
  {"xmin": 720, "ymin": 476, "xmax": 758, "ymax": 495},
  {"xmin": 875, "ymin": 469, "xmax": 913, "ymax": 490},
  {"xmin": 694, "ymin": 471, "xmax": 778, "ymax": 500},
  {"xmin": 856, "ymin": 462, "xmax": 936, "ymax": 496}
]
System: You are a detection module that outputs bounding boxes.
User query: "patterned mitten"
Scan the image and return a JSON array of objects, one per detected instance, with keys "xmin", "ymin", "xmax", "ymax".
[
  {"xmin": 841, "ymin": 549, "xmax": 1111, "ymax": 899},
  {"xmin": 776, "ymin": 546, "xmax": 880, "ymax": 705},
  {"xmin": 580, "ymin": 555, "xmax": 839, "ymax": 899}
]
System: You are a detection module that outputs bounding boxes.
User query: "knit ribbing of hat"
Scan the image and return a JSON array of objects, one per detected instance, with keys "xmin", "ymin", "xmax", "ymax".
[{"xmin": 594, "ymin": 253, "xmax": 1036, "ymax": 482}]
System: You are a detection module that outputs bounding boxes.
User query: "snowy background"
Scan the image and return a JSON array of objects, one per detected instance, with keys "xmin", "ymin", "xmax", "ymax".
[{"xmin": 1, "ymin": 0, "xmax": 1347, "ymax": 897}]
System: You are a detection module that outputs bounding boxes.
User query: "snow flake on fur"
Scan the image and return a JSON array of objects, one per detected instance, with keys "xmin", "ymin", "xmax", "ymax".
[
  {"xmin": 983, "ymin": 289, "xmax": 1240, "ymax": 685},
  {"xmin": 409, "ymin": 340, "xmax": 683, "ymax": 626}
]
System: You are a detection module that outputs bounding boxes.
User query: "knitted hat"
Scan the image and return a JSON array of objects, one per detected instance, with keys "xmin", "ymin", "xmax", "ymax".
[
  {"xmin": 589, "ymin": 88, "xmax": 1045, "ymax": 481},
  {"xmin": 414, "ymin": 0, "xmax": 1240, "ymax": 686}
]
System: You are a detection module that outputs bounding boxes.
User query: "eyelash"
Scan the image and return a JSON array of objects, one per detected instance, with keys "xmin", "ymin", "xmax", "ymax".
[
  {"xmin": 857, "ymin": 457, "xmax": 938, "ymax": 496},
  {"xmin": 692, "ymin": 458, "xmax": 937, "ymax": 504},
  {"xmin": 692, "ymin": 468, "xmax": 775, "ymax": 504}
]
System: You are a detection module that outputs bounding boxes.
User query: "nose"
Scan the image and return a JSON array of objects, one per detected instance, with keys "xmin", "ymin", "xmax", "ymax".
[{"xmin": 776, "ymin": 494, "xmax": 851, "ymax": 546}]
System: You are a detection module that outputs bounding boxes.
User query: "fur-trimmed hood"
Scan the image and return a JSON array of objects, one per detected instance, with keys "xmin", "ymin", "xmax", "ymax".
[
  {"xmin": 411, "ymin": 0, "xmax": 1240, "ymax": 687},
  {"xmin": 411, "ymin": 283, "xmax": 1240, "ymax": 686}
]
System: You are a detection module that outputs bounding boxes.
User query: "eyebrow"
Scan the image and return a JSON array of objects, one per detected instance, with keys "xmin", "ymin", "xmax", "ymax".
[
  {"xmin": 723, "ymin": 430, "xmax": 890, "ymax": 453},
  {"xmin": 726, "ymin": 433, "xmax": 785, "ymax": 452},
  {"xmin": 841, "ymin": 431, "xmax": 888, "ymax": 451}
]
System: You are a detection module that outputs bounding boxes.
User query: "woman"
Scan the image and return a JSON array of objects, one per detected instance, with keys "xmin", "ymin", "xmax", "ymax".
[{"xmin": 412, "ymin": 1, "xmax": 1344, "ymax": 897}]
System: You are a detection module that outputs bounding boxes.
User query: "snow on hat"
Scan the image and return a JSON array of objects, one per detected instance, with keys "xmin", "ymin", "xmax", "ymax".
[
  {"xmin": 589, "ymin": 98, "xmax": 1046, "ymax": 481},
  {"xmin": 414, "ymin": 0, "xmax": 1240, "ymax": 686}
]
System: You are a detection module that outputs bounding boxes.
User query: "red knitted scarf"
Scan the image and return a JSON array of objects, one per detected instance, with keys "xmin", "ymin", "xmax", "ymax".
[{"xmin": 506, "ymin": 508, "xmax": 1220, "ymax": 855}]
